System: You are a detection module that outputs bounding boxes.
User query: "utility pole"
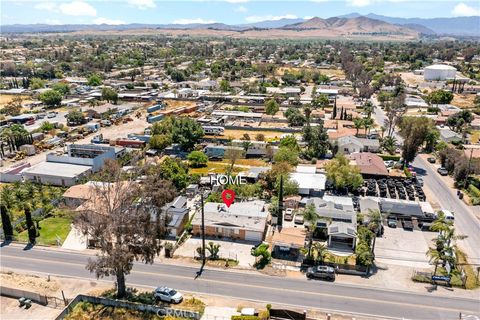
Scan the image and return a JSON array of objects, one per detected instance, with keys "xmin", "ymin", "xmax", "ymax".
[
  {"xmin": 277, "ymin": 175, "xmax": 284, "ymax": 228},
  {"xmin": 200, "ymin": 192, "xmax": 206, "ymax": 265},
  {"xmin": 464, "ymin": 148, "xmax": 474, "ymax": 189}
]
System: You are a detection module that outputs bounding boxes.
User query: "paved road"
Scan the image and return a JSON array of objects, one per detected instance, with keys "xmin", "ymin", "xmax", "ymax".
[
  {"xmin": 371, "ymin": 96, "xmax": 403, "ymax": 143},
  {"xmin": 1, "ymin": 245, "xmax": 479, "ymax": 320},
  {"xmin": 413, "ymin": 156, "xmax": 480, "ymax": 264}
]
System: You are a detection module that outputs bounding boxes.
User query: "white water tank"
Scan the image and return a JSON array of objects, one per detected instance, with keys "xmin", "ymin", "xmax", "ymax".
[{"xmin": 424, "ymin": 64, "xmax": 457, "ymax": 81}]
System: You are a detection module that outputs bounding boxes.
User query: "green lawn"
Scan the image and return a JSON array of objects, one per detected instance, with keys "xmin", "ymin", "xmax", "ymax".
[{"xmin": 17, "ymin": 217, "xmax": 72, "ymax": 246}]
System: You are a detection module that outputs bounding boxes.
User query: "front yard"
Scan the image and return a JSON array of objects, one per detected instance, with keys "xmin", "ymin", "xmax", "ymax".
[{"xmin": 17, "ymin": 216, "xmax": 72, "ymax": 246}]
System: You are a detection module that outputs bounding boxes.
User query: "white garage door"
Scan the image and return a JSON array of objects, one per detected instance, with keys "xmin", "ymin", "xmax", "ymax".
[{"xmin": 245, "ymin": 231, "xmax": 262, "ymax": 242}]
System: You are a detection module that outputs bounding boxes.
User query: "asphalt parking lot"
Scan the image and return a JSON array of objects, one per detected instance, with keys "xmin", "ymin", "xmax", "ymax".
[{"xmin": 375, "ymin": 224, "xmax": 437, "ymax": 269}]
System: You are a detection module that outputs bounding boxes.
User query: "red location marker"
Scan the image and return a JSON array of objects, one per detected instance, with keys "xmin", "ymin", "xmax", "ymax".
[{"xmin": 221, "ymin": 189, "xmax": 235, "ymax": 208}]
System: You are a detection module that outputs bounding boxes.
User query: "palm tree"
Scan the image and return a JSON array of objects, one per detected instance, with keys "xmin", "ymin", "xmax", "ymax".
[
  {"xmin": 381, "ymin": 136, "xmax": 397, "ymax": 155},
  {"xmin": 426, "ymin": 247, "xmax": 442, "ymax": 274},
  {"xmin": 206, "ymin": 241, "xmax": 220, "ymax": 260},
  {"xmin": 363, "ymin": 117, "xmax": 374, "ymax": 136},
  {"xmin": 363, "ymin": 101, "xmax": 374, "ymax": 118},
  {"xmin": 431, "ymin": 211, "xmax": 453, "ymax": 233},
  {"xmin": 353, "ymin": 118, "xmax": 363, "ymax": 137},
  {"xmin": 1, "ymin": 185, "xmax": 16, "ymax": 209},
  {"xmin": 303, "ymin": 203, "xmax": 320, "ymax": 258},
  {"xmin": 312, "ymin": 242, "xmax": 330, "ymax": 264}
]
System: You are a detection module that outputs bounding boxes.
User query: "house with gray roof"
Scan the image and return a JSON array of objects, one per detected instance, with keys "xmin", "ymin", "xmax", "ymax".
[{"xmin": 191, "ymin": 200, "xmax": 267, "ymax": 243}]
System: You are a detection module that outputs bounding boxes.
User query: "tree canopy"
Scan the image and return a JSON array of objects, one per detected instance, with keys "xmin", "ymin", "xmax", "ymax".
[
  {"xmin": 39, "ymin": 89, "xmax": 62, "ymax": 108},
  {"xmin": 325, "ymin": 154, "xmax": 363, "ymax": 191}
]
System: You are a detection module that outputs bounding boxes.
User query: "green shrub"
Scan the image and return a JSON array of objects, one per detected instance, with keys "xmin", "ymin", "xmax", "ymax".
[
  {"xmin": 467, "ymin": 185, "xmax": 480, "ymax": 205},
  {"xmin": 231, "ymin": 316, "xmax": 260, "ymax": 320},
  {"xmin": 404, "ymin": 168, "xmax": 413, "ymax": 178},
  {"xmin": 379, "ymin": 154, "xmax": 400, "ymax": 161}
]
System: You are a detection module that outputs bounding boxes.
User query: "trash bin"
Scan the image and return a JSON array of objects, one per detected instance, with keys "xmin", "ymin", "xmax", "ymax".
[
  {"xmin": 459, "ymin": 192, "xmax": 464, "ymax": 199},
  {"xmin": 18, "ymin": 297, "xmax": 26, "ymax": 307}
]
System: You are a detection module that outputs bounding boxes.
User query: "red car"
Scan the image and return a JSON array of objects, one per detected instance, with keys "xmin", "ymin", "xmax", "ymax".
[{"xmin": 25, "ymin": 119, "xmax": 35, "ymax": 126}]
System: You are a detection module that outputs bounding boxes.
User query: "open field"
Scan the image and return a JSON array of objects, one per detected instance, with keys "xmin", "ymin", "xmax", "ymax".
[
  {"xmin": 452, "ymin": 93, "xmax": 476, "ymax": 109},
  {"xmin": 163, "ymin": 99, "xmax": 196, "ymax": 110},
  {"xmin": 0, "ymin": 94, "xmax": 33, "ymax": 108},
  {"xmin": 277, "ymin": 67, "xmax": 345, "ymax": 79},
  {"xmin": 223, "ymin": 129, "xmax": 289, "ymax": 140}
]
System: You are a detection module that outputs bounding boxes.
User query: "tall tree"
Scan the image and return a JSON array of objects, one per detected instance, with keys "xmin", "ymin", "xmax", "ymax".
[
  {"xmin": 75, "ymin": 160, "xmax": 171, "ymax": 298},
  {"xmin": 0, "ymin": 205, "xmax": 13, "ymax": 241},
  {"xmin": 398, "ymin": 116, "xmax": 434, "ymax": 165},
  {"xmin": 25, "ymin": 206, "xmax": 37, "ymax": 245}
]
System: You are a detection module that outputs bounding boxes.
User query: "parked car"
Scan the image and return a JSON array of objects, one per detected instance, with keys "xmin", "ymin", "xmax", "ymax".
[
  {"xmin": 36, "ymin": 113, "xmax": 46, "ymax": 119},
  {"xmin": 415, "ymin": 177, "xmax": 424, "ymax": 187},
  {"xmin": 154, "ymin": 287, "xmax": 183, "ymax": 304},
  {"xmin": 387, "ymin": 216, "xmax": 397, "ymax": 228},
  {"xmin": 294, "ymin": 213, "xmax": 304, "ymax": 225},
  {"xmin": 284, "ymin": 208, "xmax": 294, "ymax": 221},
  {"xmin": 402, "ymin": 218, "xmax": 414, "ymax": 231},
  {"xmin": 306, "ymin": 266, "xmax": 336, "ymax": 281},
  {"xmin": 437, "ymin": 167, "xmax": 448, "ymax": 176},
  {"xmin": 100, "ymin": 119, "xmax": 112, "ymax": 126},
  {"xmin": 47, "ymin": 111, "xmax": 57, "ymax": 118},
  {"xmin": 25, "ymin": 119, "xmax": 35, "ymax": 126},
  {"xmin": 427, "ymin": 157, "xmax": 436, "ymax": 164}
]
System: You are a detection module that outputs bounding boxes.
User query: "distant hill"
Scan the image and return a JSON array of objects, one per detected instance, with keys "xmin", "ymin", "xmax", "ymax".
[
  {"xmin": 283, "ymin": 16, "xmax": 418, "ymax": 36},
  {"xmin": 239, "ymin": 18, "xmax": 305, "ymax": 29},
  {"xmin": 1, "ymin": 13, "xmax": 477, "ymax": 37},
  {"xmin": 364, "ymin": 13, "xmax": 480, "ymax": 36}
]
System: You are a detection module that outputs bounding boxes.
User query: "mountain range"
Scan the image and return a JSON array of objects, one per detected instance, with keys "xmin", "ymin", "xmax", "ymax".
[{"xmin": 1, "ymin": 13, "xmax": 479, "ymax": 37}]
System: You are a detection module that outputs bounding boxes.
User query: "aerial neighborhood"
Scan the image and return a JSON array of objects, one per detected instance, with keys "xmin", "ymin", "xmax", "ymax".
[{"xmin": 0, "ymin": 8, "xmax": 479, "ymax": 320}]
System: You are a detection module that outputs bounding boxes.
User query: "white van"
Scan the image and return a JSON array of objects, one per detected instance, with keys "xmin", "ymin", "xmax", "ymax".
[{"xmin": 441, "ymin": 209, "xmax": 455, "ymax": 222}]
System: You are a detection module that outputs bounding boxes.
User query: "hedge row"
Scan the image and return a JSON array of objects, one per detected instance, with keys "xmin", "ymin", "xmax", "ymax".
[
  {"xmin": 467, "ymin": 184, "xmax": 480, "ymax": 205},
  {"xmin": 379, "ymin": 154, "xmax": 401, "ymax": 161}
]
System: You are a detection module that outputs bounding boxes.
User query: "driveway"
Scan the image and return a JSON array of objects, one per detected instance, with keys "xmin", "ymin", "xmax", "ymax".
[
  {"xmin": 174, "ymin": 237, "xmax": 255, "ymax": 267},
  {"xmin": 375, "ymin": 226, "xmax": 436, "ymax": 269}
]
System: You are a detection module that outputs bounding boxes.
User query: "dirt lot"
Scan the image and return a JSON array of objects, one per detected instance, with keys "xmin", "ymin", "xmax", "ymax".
[
  {"xmin": 163, "ymin": 99, "xmax": 196, "ymax": 110},
  {"xmin": 452, "ymin": 93, "xmax": 476, "ymax": 109},
  {"xmin": 0, "ymin": 271, "xmax": 110, "ymax": 320},
  {"xmin": 0, "ymin": 94, "xmax": 33, "ymax": 108},
  {"xmin": 276, "ymin": 67, "xmax": 345, "ymax": 80},
  {"xmin": 223, "ymin": 129, "xmax": 290, "ymax": 140}
]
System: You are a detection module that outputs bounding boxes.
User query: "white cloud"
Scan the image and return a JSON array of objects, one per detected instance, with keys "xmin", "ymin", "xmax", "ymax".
[
  {"xmin": 93, "ymin": 17, "xmax": 126, "ymax": 25},
  {"xmin": 452, "ymin": 3, "xmax": 480, "ymax": 17},
  {"xmin": 45, "ymin": 19, "xmax": 61, "ymax": 25},
  {"xmin": 303, "ymin": 16, "xmax": 314, "ymax": 20},
  {"xmin": 348, "ymin": 0, "xmax": 373, "ymax": 7},
  {"xmin": 127, "ymin": 0, "xmax": 156, "ymax": 10},
  {"xmin": 34, "ymin": 2, "xmax": 58, "ymax": 12},
  {"xmin": 172, "ymin": 18, "xmax": 217, "ymax": 24},
  {"xmin": 245, "ymin": 14, "xmax": 298, "ymax": 23},
  {"xmin": 235, "ymin": 5, "xmax": 247, "ymax": 13},
  {"xmin": 59, "ymin": 1, "xmax": 97, "ymax": 16},
  {"xmin": 225, "ymin": 0, "xmax": 249, "ymax": 3}
]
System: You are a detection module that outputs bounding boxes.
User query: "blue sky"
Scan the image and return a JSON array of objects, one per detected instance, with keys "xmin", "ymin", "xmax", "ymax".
[{"xmin": 2, "ymin": 0, "xmax": 480, "ymax": 25}]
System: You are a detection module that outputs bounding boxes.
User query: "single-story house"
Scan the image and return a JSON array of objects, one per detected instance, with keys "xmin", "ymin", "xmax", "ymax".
[
  {"xmin": 349, "ymin": 152, "xmax": 389, "ymax": 177},
  {"xmin": 306, "ymin": 197, "xmax": 357, "ymax": 250},
  {"xmin": 63, "ymin": 184, "xmax": 93, "ymax": 207},
  {"xmin": 271, "ymin": 227, "xmax": 307, "ymax": 262},
  {"xmin": 337, "ymin": 135, "xmax": 380, "ymax": 154},
  {"xmin": 191, "ymin": 200, "xmax": 267, "ymax": 243},
  {"xmin": 284, "ymin": 195, "xmax": 302, "ymax": 209},
  {"xmin": 290, "ymin": 166, "xmax": 326, "ymax": 196},
  {"xmin": 163, "ymin": 196, "xmax": 189, "ymax": 238},
  {"xmin": 439, "ymin": 129, "xmax": 462, "ymax": 143}
]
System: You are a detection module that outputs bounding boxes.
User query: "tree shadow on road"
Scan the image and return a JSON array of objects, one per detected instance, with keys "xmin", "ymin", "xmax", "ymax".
[
  {"xmin": 0, "ymin": 239, "xmax": 12, "ymax": 247},
  {"xmin": 23, "ymin": 243, "xmax": 34, "ymax": 251}
]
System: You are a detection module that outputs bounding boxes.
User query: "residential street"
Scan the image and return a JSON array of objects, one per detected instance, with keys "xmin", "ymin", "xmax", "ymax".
[
  {"xmin": 412, "ymin": 155, "xmax": 480, "ymax": 264},
  {"xmin": 1, "ymin": 244, "xmax": 479, "ymax": 320}
]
